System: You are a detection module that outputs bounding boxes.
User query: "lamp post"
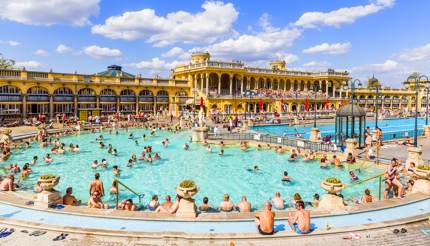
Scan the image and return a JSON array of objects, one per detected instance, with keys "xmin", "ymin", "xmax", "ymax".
[
  {"xmin": 407, "ymin": 74, "xmax": 428, "ymax": 147},
  {"xmin": 344, "ymin": 79, "xmax": 362, "ymax": 138},
  {"xmin": 425, "ymin": 87, "xmax": 430, "ymax": 125},
  {"xmin": 374, "ymin": 86, "xmax": 380, "ymax": 129},
  {"xmin": 313, "ymin": 85, "xmax": 320, "ymax": 128}
]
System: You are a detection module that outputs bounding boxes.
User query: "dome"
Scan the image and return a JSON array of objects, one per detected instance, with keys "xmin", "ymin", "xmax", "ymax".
[
  {"xmin": 336, "ymin": 104, "xmax": 366, "ymax": 117},
  {"xmin": 367, "ymin": 75, "xmax": 381, "ymax": 88}
]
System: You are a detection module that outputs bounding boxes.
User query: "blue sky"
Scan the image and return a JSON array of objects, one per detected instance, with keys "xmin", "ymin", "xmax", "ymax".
[{"xmin": 0, "ymin": 0, "xmax": 429, "ymax": 87}]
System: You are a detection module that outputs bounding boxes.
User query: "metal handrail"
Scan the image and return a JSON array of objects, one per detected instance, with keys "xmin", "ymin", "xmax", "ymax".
[
  {"xmin": 113, "ymin": 179, "xmax": 144, "ymax": 209},
  {"xmin": 343, "ymin": 172, "xmax": 385, "ymax": 200}
]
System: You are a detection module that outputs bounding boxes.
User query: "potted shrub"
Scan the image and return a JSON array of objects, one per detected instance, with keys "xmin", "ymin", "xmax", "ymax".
[
  {"xmin": 321, "ymin": 177, "xmax": 345, "ymax": 194},
  {"xmin": 176, "ymin": 179, "xmax": 198, "ymax": 199},
  {"xmin": 415, "ymin": 164, "xmax": 430, "ymax": 180},
  {"xmin": 38, "ymin": 174, "xmax": 60, "ymax": 191}
]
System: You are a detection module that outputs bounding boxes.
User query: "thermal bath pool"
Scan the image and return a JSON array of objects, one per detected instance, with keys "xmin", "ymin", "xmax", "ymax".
[{"xmin": 5, "ymin": 129, "xmax": 384, "ymax": 209}]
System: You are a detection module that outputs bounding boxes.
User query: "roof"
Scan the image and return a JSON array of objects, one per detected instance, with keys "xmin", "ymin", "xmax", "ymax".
[
  {"xmin": 336, "ymin": 104, "xmax": 366, "ymax": 117},
  {"xmin": 95, "ymin": 65, "xmax": 135, "ymax": 78}
]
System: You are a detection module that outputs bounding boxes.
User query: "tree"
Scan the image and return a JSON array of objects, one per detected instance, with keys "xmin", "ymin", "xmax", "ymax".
[{"xmin": 0, "ymin": 53, "xmax": 15, "ymax": 69}]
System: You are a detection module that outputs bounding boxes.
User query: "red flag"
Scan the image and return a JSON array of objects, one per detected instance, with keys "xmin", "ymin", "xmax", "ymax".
[
  {"xmin": 326, "ymin": 98, "xmax": 330, "ymax": 110},
  {"xmin": 259, "ymin": 99, "xmax": 263, "ymax": 110},
  {"xmin": 200, "ymin": 97, "xmax": 204, "ymax": 106},
  {"xmin": 304, "ymin": 98, "xmax": 309, "ymax": 111}
]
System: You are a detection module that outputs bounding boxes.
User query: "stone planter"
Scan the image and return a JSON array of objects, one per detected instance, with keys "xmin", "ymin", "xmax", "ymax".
[
  {"xmin": 38, "ymin": 175, "xmax": 60, "ymax": 191},
  {"xmin": 176, "ymin": 181, "xmax": 198, "ymax": 199},
  {"xmin": 321, "ymin": 180, "xmax": 344, "ymax": 194},
  {"xmin": 414, "ymin": 167, "xmax": 430, "ymax": 180}
]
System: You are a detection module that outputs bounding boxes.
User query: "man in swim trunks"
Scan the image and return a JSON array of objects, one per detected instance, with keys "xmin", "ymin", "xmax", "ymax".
[
  {"xmin": 272, "ymin": 192, "xmax": 285, "ymax": 209},
  {"xmin": 237, "ymin": 196, "xmax": 251, "ymax": 212},
  {"xmin": 63, "ymin": 187, "xmax": 81, "ymax": 206},
  {"xmin": 254, "ymin": 202, "xmax": 275, "ymax": 235},
  {"xmin": 0, "ymin": 175, "xmax": 16, "ymax": 191},
  {"xmin": 89, "ymin": 173, "xmax": 105, "ymax": 197},
  {"xmin": 219, "ymin": 194, "xmax": 234, "ymax": 212},
  {"xmin": 288, "ymin": 200, "xmax": 311, "ymax": 234}
]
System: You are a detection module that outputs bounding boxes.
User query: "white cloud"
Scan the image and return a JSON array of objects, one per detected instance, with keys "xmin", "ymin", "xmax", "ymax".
[
  {"xmin": 83, "ymin": 45, "xmax": 122, "ymax": 59},
  {"xmin": 92, "ymin": 1, "xmax": 238, "ymax": 47},
  {"xmin": 295, "ymin": 0, "xmax": 395, "ymax": 28},
  {"xmin": 352, "ymin": 59, "xmax": 399, "ymax": 73},
  {"xmin": 34, "ymin": 49, "xmax": 49, "ymax": 56},
  {"xmin": 397, "ymin": 43, "xmax": 430, "ymax": 62},
  {"xmin": 162, "ymin": 47, "xmax": 185, "ymax": 58},
  {"xmin": 0, "ymin": 40, "xmax": 20, "ymax": 46},
  {"xmin": 15, "ymin": 60, "xmax": 41, "ymax": 69},
  {"xmin": 56, "ymin": 44, "xmax": 72, "ymax": 54},
  {"xmin": 303, "ymin": 42, "xmax": 351, "ymax": 55},
  {"xmin": 303, "ymin": 61, "xmax": 331, "ymax": 68},
  {"xmin": 0, "ymin": 0, "xmax": 99, "ymax": 26},
  {"xmin": 125, "ymin": 58, "xmax": 183, "ymax": 71},
  {"xmin": 275, "ymin": 53, "xmax": 299, "ymax": 64}
]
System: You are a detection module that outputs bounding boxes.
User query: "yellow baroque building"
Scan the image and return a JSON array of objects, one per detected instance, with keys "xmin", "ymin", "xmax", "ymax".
[{"xmin": 0, "ymin": 53, "xmax": 426, "ymax": 120}]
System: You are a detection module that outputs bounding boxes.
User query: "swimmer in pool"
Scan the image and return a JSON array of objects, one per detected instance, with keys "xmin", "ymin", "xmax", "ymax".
[
  {"xmin": 183, "ymin": 143, "xmax": 190, "ymax": 150},
  {"xmin": 128, "ymin": 133, "xmax": 133, "ymax": 139},
  {"xmin": 207, "ymin": 145, "xmax": 212, "ymax": 152},
  {"xmin": 218, "ymin": 149, "xmax": 224, "ymax": 156},
  {"xmin": 139, "ymin": 152, "xmax": 146, "ymax": 160},
  {"xmin": 147, "ymin": 154, "xmax": 153, "ymax": 163},
  {"xmin": 99, "ymin": 142, "xmax": 105, "ymax": 148},
  {"xmin": 44, "ymin": 154, "xmax": 53, "ymax": 164},
  {"xmin": 112, "ymin": 149, "xmax": 118, "ymax": 156},
  {"xmin": 154, "ymin": 153, "xmax": 161, "ymax": 160},
  {"xmin": 349, "ymin": 171, "xmax": 359, "ymax": 181},
  {"xmin": 247, "ymin": 165, "xmax": 260, "ymax": 172},
  {"xmin": 96, "ymin": 135, "xmax": 103, "ymax": 141},
  {"xmin": 30, "ymin": 156, "xmax": 38, "ymax": 165},
  {"xmin": 135, "ymin": 140, "xmax": 139, "ymax": 146},
  {"xmin": 127, "ymin": 159, "xmax": 134, "ymax": 167},
  {"xmin": 101, "ymin": 159, "xmax": 108, "ymax": 168},
  {"xmin": 73, "ymin": 145, "xmax": 80, "ymax": 153},
  {"xmin": 112, "ymin": 165, "xmax": 120, "ymax": 176},
  {"xmin": 143, "ymin": 134, "xmax": 146, "ymax": 140},
  {"xmin": 282, "ymin": 171, "xmax": 291, "ymax": 182},
  {"xmin": 131, "ymin": 154, "xmax": 137, "ymax": 162},
  {"xmin": 107, "ymin": 144, "xmax": 113, "ymax": 154},
  {"xmin": 92, "ymin": 160, "xmax": 99, "ymax": 169}
]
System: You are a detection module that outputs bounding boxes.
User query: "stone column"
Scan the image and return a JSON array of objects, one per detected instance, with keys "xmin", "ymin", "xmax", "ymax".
[
  {"xmin": 240, "ymin": 78, "xmax": 244, "ymax": 94},
  {"xmin": 424, "ymin": 125, "xmax": 430, "ymax": 138},
  {"xmin": 116, "ymin": 96, "xmax": 120, "ymax": 113},
  {"xmin": 200, "ymin": 74, "xmax": 203, "ymax": 92},
  {"xmin": 229, "ymin": 75, "xmax": 233, "ymax": 95},
  {"xmin": 205, "ymin": 74, "xmax": 209, "ymax": 96},
  {"xmin": 96, "ymin": 95, "xmax": 100, "ymax": 109},
  {"xmin": 217, "ymin": 74, "xmax": 221, "ymax": 95},
  {"xmin": 49, "ymin": 94, "xmax": 54, "ymax": 120},
  {"xmin": 22, "ymin": 94, "xmax": 27, "ymax": 119},
  {"xmin": 135, "ymin": 95, "xmax": 139, "ymax": 114},
  {"xmin": 325, "ymin": 82, "xmax": 329, "ymax": 98},
  {"xmin": 343, "ymin": 138, "xmax": 358, "ymax": 160},
  {"xmin": 333, "ymin": 86, "xmax": 336, "ymax": 98},
  {"xmin": 74, "ymin": 95, "xmax": 78, "ymax": 117},
  {"xmin": 406, "ymin": 146, "xmax": 424, "ymax": 167}
]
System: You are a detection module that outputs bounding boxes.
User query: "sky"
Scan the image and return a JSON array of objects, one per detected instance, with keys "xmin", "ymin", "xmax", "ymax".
[{"xmin": 0, "ymin": 0, "xmax": 429, "ymax": 87}]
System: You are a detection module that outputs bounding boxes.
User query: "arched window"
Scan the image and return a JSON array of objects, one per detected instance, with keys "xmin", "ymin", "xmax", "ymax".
[
  {"xmin": 78, "ymin": 88, "xmax": 96, "ymax": 96},
  {"xmin": 27, "ymin": 86, "xmax": 48, "ymax": 95},
  {"xmin": 54, "ymin": 87, "xmax": 73, "ymax": 95}
]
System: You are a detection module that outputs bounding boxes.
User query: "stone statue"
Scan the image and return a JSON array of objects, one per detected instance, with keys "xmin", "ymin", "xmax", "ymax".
[{"xmin": 198, "ymin": 109, "xmax": 204, "ymax": 127}]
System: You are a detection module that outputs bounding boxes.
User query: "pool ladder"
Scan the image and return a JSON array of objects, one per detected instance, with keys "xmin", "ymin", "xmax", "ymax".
[
  {"xmin": 112, "ymin": 179, "xmax": 145, "ymax": 209},
  {"xmin": 343, "ymin": 173, "xmax": 385, "ymax": 200}
]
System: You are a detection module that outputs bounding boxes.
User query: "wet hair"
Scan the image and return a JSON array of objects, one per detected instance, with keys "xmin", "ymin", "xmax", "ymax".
[
  {"xmin": 113, "ymin": 165, "xmax": 118, "ymax": 169},
  {"xmin": 152, "ymin": 195, "xmax": 158, "ymax": 200},
  {"xmin": 203, "ymin": 197, "xmax": 209, "ymax": 204},
  {"xmin": 66, "ymin": 187, "xmax": 73, "ymax": 194},
  {"xmin": 165, "ymin": 195, "xmax": 171, "ymax": 201},
  {"xmin": 95, "ymin": 173, "xmax": 100, "ymax": 179},
  {"xmin": 314, "ymin": 193, "xmax": 319, "ymax": 200},
  {"xmin": 284, "ymin": 171, "xmax": 288, "ymax": 176},
  {"xmin": 365, "ymin": 189, "xmax": 371, "ymax": 195},
  {"xmin": 296, "ymin": 200, "xmax": 305, "ymax": 209},
  {"xmin": 294, "ymin": 193, "xmax": 302, "ymax": 201}
]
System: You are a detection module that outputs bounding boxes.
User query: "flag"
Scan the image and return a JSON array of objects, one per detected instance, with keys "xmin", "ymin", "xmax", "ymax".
[
  {"xmin": 259, "ymin": 99, "xmax": 263, "ymax": 110},
  {"xmin": 304, "ymin": 98, "xmax": 309, "ymax": 111}
]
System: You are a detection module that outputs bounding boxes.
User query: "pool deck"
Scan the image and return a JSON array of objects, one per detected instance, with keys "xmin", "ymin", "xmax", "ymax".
[{"xmin": 378, "ymin": 138, "xmax": 430, "ymax": 162}]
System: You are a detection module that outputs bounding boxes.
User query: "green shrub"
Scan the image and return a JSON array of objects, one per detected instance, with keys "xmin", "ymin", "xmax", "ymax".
[
  {"xmin": 39, "ymin": 174, "xmax": 57, "ymax": 180},
  {"xmin": 325, "ymin": 177, "xmax": 342, "ymax": 184},
  {"xmin": 417, "ymin": 165, "xmax": 430, "ymax": 171},
  {"xmin": 179, "ymin": 179, "xmax": 196, "ymax": 188}
]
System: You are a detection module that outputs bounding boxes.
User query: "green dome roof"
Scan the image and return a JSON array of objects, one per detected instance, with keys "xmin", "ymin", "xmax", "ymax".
[{"xmin": 96, "ymin": 65, "xmax": 135, "ymax": 78}]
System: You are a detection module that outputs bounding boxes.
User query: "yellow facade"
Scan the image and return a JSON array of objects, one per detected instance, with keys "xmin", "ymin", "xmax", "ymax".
[{"xmin": 0, "ymin": 53, "xmax": 426, "ymax": 119}]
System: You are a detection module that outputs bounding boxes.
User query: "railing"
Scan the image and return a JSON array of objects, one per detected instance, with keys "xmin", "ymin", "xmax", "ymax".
[
  {"xmin": 208, "ymin": 132, "xmax": 335, "ymax": 152},
  {"xmin": 0, "ymin": 95, "xmax": 21, "ymax": 102},
  {"xmin": 100, "ymin": 95, "xmax": 116, "ymax": 102},
  {"xmin": 343, "ymin": 173, "xmax": 385, "ymax": 200},
  {"xmin": 53, "ymin": 95, "xmax": 74, "ymax": 102},
  {"xmin": 113, "ymin": 179, "xmax": 144, "ymax": 209}
]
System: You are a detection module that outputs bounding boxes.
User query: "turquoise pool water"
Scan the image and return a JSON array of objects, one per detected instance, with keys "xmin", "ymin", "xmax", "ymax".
[
  {"xmin": 5, "ymin": 129, "xmax": 383, "ymax": 209},
  {"xmin": 253, "ymin": 117, "xmax": 425, "ymax": 141}
]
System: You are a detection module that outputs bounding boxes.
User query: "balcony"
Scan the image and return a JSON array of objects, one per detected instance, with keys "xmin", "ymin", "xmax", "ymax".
[
  {"xmin": 100, "ymin": 96, "xmax": 117, "ymax": 102},
  {"xmin": 138, "ymin": 96, "xmax": 154, "ymax": 103},
  {"xmin": 0, "ymin": 95, "xmax": 21, "ymax": 102},
  {"xmin": 27, "ymin": 95, "xmax": 49, "ymax": 102},
  {"xmin": 78, "ymin": 96, "xmax": 96, "ymax": 102},
  {"xmin": 53, "ymin": 95, "xmax": 74, "ymax": 102},
  {"xmin": 156, "ymin": 96, "xmax": 169, "ymax": 103},
  {"xmin": 120, "ymin": 96, "xmax": 136, "ymax": 103}
]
